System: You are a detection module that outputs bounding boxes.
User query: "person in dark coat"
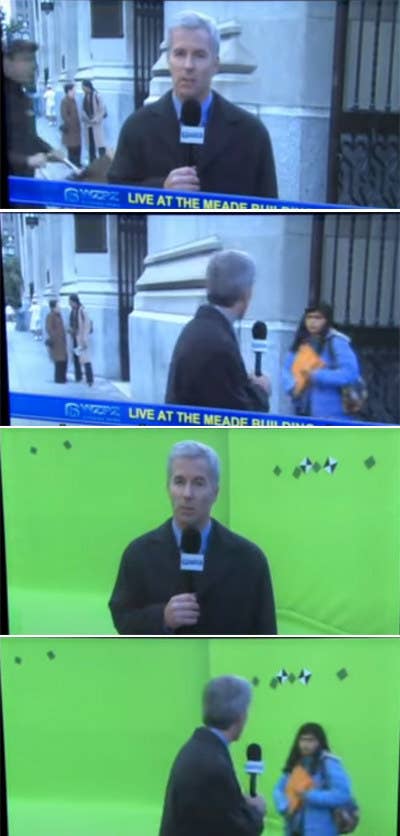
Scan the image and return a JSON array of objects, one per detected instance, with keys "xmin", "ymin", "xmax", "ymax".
[
  {"xmin": 45, "ymin": 299, "xmax": 67, "ymax": 383},
  {"xmin": 108, "ymin": 10, "xmax": 278, "ymax": 198},
  {"xmin": 109, "ymin": 440, "xmax": 277, "ymax": 635},
  {"xmin": 2, "ymin": 39, "xmax": 62, "ymax": 177},
  {"xmin": 165, "ymin": 249, "xmax": 271, "ymax": 412},
  {"xmin": 159, "ymin": 675, "xmax": 266, "ymax": 836},
  {"xmin": 60, "ymin": 83, "xmax": 81, "ymax": 167}
]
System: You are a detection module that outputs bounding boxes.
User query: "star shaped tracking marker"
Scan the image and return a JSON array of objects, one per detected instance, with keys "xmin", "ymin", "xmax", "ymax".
[
  {"xmin": 323, "ymin": 457, "xmax": 338, "ymax": 474},
  {"xmin": 276, "ymin": 669, "xmax": 288, "ymax": 684},
  {"xmin": 300, "ymin": 457, "xmax": 313, "ymax": 473},
  {"xmin": 298, "ymin": 668, "xmax": 312, "ymax": 685}
]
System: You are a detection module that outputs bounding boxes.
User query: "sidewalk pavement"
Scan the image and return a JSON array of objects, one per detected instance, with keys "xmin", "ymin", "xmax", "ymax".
[{"xmin": 6, "ymin": 324, "xmax": 131, "ymax": 403}]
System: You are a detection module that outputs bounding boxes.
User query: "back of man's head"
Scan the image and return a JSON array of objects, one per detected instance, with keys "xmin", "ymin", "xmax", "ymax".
[
  {"xmin": 166, "ymin": 9, "xmax": 220, "ymax": 57},
  {"xmin": 206, "ymin": 250, "xmax": 256, "ymax": 308},
  {"xmin": 202, "ymin": 675, "xmax": 252, "ymax": 730}
]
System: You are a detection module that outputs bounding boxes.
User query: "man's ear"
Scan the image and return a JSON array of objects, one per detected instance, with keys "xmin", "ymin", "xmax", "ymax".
[{"xmin": 213, "ymin": 56, "xmax": 220, "ymax": 76}]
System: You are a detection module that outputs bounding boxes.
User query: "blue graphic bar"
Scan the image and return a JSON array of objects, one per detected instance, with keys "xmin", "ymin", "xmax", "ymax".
[
  {"xmin": 8, "ymin": 176, "xmax": 351, "ymax": 211},
  {"xmin": 9, "ymin": 391, "xmax": 376, "ymax": 427}
]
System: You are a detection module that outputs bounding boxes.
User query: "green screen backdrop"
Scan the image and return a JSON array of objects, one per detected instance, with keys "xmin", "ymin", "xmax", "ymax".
[
  {"xmin": 1, "ymin": 637, "xmax": 399, "ymax": 836},
  {"xmin": 1, "ymin": 427, "xmax": 399, "ymax": 633}
]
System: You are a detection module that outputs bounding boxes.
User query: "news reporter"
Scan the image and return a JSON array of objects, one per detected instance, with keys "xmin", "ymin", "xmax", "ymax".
[
  {"xmin": 165, "ymin": 250, "xmax": 271, "ymax": 412},
  {"xmin": 159, "ymin": 676, "xmax": 266, "ymax": 836},
  {"xmin": 108, "ymin": 10, "xmax": 278, "ymax": 198},
  {"xmin": 109, "ymin": 441, "xmax": 276, "ymax": 635}
]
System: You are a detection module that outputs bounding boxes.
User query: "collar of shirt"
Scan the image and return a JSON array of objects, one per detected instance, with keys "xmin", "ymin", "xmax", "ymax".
[
  {"xmin": 208, "ymin": 727, "xmax": 230, "ymax": 748},
  {"xmin": 172, "ymin": 91, "xmax": 214, "ymax": 127},
  {"xmin": 172, "ymin": 518, "xmax": 212, "ymax": 554}
]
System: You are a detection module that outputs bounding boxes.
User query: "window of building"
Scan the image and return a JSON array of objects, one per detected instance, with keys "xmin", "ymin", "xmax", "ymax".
[
  {"xmin": 90, "ymin": 0, "xmax": 123, "ymax": 38},
  {"xmin": 74, "ymin": 216, "xmax": 108, "ymax": 254}
]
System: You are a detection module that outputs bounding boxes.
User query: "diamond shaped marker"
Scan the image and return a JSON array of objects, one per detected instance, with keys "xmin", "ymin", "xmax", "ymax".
[
  {"xmin": 63, "ymin": 441, "xmax": 72, "ymax": 450},
  {"xmin": 252, "ymin": 677, "xmax": 260, "ymax": 687},
  {"xmin": 276, "ymin": 669, "xmax": 288, "ymax": 684},
  {"xmin": 47, "ymin": 651, "xmax": 56, "ymax": 660},
  {"xmin": 337, "ymin": 668, "xmax": 348, "ymax": 680},
  {"xmin": 293, "ymin": 467, "xmax": 302, "ymax": 479},
  {"xmin": 298, "ymin": 668, "xmax": 312, "ymax": 685},
  {"xmin": 323, "ymin": 457, "xmax": 338, "ymax": 474},
  {"xmin": 288, "ymin": 673, "xmax": 296, "ymax": 684},
  {"xmin": 273, "ymin": 466, "xmax": 282, "ymax": 476},
  {"xmin": 312, "ymin": 462, "xmax": 321, "ymax": 472},
  {"xmin": 270, "ymin": 678, "xmax": 278, "ymax": 689},
  {"xmin": 14, "ymin": 657, "xmax": 22, "ymax": 664},
  {"xmin": 30, "ymin": 447, "xmax": 37, "ymax": 454},
  {"xmin": 364, "ymin": 456, "xmax": 376, "ymax": 469}
]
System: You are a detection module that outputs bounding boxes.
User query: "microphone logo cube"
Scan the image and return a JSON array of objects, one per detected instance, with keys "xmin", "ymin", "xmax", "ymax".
[
  {"xmin": 180, "ymin": 552, "xmax": 205, "ymax": 572},
  {"xmin": 179, "ymin": 125, "xmax": 205, "ymax": 145}
]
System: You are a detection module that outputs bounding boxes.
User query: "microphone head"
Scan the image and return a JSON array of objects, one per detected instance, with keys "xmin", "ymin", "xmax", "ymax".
[
  {"xmin": 181, "ymin": 98, "xmax": 201, "ymax": 126},
  {"xmin": 246, "ymin": 743, "xmax": 262, "ymax": 761},
  {"xmin": 252, "ymin": 321, "xmax": 267, "ymax": 340},
  {"xmin": 181, "ymin": 526, "xmax": 201, "ymax": 554}
]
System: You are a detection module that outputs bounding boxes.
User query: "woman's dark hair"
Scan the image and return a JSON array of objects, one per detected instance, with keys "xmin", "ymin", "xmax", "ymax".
[
  {"xmin": 69, "ymin": 293, "xmax": 81, "ymax": 306},
  {"xmin": 290, "ymin": 301, "xmax": 334, "ymax": 352},
  {"xmin": 64, "ymin": 83, "xmax": 75, "ymax": 94},
  {"xmin": 283, "ymin": 723, "xmax": 331, "ymax": 773},
  {"xmin": 82, "ymin": 79, "xmax": 94, "ymax": 91}
]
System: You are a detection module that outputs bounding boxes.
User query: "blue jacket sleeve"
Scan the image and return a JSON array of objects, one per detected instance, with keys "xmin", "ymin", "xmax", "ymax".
[
  {"xmin": 305, "ymin": 757, "xmax": 352, "ymax": 808},
  {"xmin": 282, "ymin": 352, "xmax": 296, "ymax": 395},
  {"xmin": 310, "ymin": 338, "xmax": 360, "ymax": 388},
  {"xmin": 273, "ymin": 774, "xmax": 289, "ymax": 814}
]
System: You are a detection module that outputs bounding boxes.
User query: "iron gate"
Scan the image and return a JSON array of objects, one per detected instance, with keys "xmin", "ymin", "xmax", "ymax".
[
  {"xmin": 133, "ymin": 0, "xmax": 165, "ymax": 110},
  {"xmin": 309, "ymin": 213, "xmax": 399, "ymax": 423},
  {"xmin": 117, "ymin": 214, "xmax": 148, "ymax": 381},
  {"xmin": 327, "ymin": 0, "xmax": 399, "ymax": 207}
]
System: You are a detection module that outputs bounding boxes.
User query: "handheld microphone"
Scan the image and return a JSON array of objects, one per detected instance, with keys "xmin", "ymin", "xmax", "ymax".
[
  {"xmin": 245, "ymin": 743, "xmax": 264, "ymax": 797},
  {"xmin": 180, "ymin": 526, "xmax": 203, "ymax": 593},
  {"xmin": 251, "ymin": 321, "xmax": 268, "ymax": 377},
  {"xmin": 180, "ymin": 98, "xmax": 204, "ymax": 167}
]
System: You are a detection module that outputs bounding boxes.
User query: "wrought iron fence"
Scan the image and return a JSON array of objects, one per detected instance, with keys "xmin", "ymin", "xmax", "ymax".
[
  {"xmin": 310, "ymin": 213, "xmax": 399, "ymax": 422},
  {"xmin": 327, "ymin": 0, "xmax": 399, "ymax": 207},
  {"xmin": 133, "ymin": 0, "xmax": 164, "ymax": 110},
  {"xmin": 117, "ymin": 214, "xmax": 148, "ymax": 381}
]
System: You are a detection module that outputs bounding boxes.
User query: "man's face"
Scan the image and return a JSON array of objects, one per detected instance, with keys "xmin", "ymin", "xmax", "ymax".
[
  {"xmin": 3, "ymin": 52, "xmax": 36, "ymax": 85},
  {"xmin": 168, "ymin": 26, "xmax": 219, "ymax": 103},
  {"xmin": 168, "ymin": 455, "xmax": 218, "ymax": 530}
]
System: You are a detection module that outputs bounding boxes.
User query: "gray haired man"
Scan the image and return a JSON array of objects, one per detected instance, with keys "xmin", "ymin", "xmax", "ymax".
[
  {"xmin": 159, "ymin": 676, "xmax": 266, "ymax": 835},
  {"xmin": 108, "ymin": 10, "xmax": 277, "ymax": 197},
  {"xmin": 165, "ymin": 249, "xmax": 271, "ymax": 411},
  {"xmin": 109, "ymin": 440, "xmax": 276, "ymax": 635}
]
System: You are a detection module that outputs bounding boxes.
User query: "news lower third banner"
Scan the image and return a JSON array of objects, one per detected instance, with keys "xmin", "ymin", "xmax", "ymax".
[
  {"xmin": 8, "ymin": 177, "xmax": 349, "ymax": 211},
  {"xmin": 9, "ymin": 392, "xmax": 373, "ymax": 427}
]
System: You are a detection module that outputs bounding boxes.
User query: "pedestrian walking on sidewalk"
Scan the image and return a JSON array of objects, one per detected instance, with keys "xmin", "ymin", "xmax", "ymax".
[
  {"xmin": 68, "ymin": 293, "xmax": 94, "ymax": 386},
  {"xmin": 45, "ymin": 299, "xmax": 67, "ymax": 383},
  {"xmin": 29, "ymin": 296, "xmax": 42, "ymax": 340}
]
